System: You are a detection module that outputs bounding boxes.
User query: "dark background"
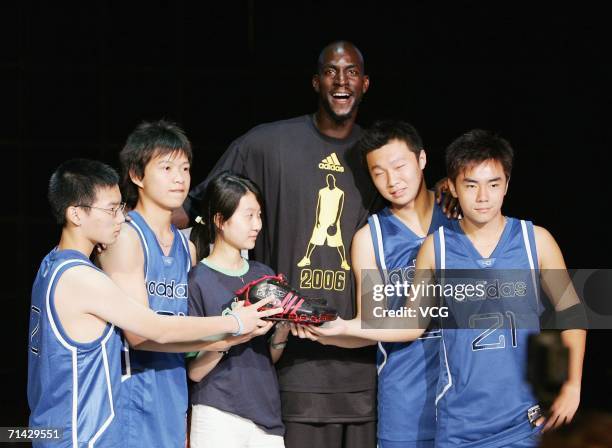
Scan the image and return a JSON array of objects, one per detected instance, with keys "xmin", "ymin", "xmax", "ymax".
[{"xmin": 1, "ymin": 0, "xmax": 610, "ymax": 427}]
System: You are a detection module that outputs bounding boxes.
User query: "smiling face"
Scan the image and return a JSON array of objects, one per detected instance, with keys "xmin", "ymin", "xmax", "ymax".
[
  {"xmin": 132, "ymin": 149, "xmax": 191, "ymax": 211},
  {"xmin": 217, "ymin": 191, "xmax": 262, "ymax": 251},
  {"xmin": 448, "ymin": 159, "xmax": 509, "ymax": 225},
  {"xmin": 313, "ymin": 43, "xmax": 370, "ymax": 123},
  {"xmin": 366, "ymin": 139, "xmax": 426, "ymax": 208}
]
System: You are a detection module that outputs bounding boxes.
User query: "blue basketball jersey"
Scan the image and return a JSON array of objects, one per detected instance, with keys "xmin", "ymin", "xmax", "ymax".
[
  {"xmin": 120, "ymin": 211, "xmax": 191, "ymax": 448},
  {"xmin": 28, "ymin": 248, "xmax": 123, "ymax": 447},
  {"xmin": 368, "ymin": 203, "xmax": 452, "ymax": 446},
  {"xmin": 433, "ymin": 218, "xmax": 544, "ymax": 448}
]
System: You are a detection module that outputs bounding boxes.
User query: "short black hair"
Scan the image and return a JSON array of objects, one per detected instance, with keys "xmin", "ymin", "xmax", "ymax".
[
  {"xmin": 355, "ymin": 120, "xmax": 423, "ymax": 164},
  {"xmin": 48, "ymin": 159, "xmax": 119, "ymax": 226},
  {"xmin": 120, "ymin": 120, "xmax": 193, "ymax": 208},
  {"xmin": 445, "ymin": 129, "xmax": 514, "ymax": 181}
]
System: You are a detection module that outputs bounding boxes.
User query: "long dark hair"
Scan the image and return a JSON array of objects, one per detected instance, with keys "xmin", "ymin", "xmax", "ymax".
[{"xmin": 190, "ymin": 171, "xmax": 264, "ymax": 261}]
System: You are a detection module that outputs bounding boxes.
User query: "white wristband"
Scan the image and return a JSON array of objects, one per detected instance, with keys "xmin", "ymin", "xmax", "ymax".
[{"xmin": 228, "ymin": 311, "xmax": 243, "ymax": 336}]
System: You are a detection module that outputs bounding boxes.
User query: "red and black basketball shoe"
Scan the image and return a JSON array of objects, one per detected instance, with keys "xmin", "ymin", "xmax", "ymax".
[{"xmin": 235, "ymin": 274, "xmax": 337, "ymax": 325}]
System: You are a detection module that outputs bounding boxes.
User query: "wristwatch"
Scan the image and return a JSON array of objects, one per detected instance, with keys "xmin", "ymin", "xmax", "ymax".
[{"xmin": 270, "ymin": 340, "xmax": 287, "ymax": 350}]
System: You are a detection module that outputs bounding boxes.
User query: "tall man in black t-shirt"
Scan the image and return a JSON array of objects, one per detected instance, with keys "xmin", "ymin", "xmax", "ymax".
[{"xmin": 179, "ymin": 41, "xmax": 380, "ymax": 448}]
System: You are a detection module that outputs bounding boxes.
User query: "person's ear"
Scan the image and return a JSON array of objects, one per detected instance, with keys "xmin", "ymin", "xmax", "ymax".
[
  {"xmin": 362, "ymin": 75, "xmax": 370, "ymax": 94},
  {"xmin": 66, "ymin": 206, "xmax": 81, "ymax": 227},
  {"xmin": 312, "ymin": 74, "xmax": 320, "ymax": 93},
  {"xmin": 129, "ymin": 169, "xmax": 144, "ymax": 188},
  {"xmin": 418, "ymin": 149, "xmax": 427, "ymax": 170},
  {"xmin": 448, "ymin": 178, "xmax": 458, "ymax": 198},
  {"xmin": 504, "ymin": 177, "xmax": 510, "ymax": 196},
  {"xmin": 213, "ymin": 213, "xmax": 224, "ymax": 232}
]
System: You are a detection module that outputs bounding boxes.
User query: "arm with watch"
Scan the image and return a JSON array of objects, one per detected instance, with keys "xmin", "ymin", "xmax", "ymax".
[{"xmin": 269, "ymin": 321, "xmax": 291, "ymax": 364}]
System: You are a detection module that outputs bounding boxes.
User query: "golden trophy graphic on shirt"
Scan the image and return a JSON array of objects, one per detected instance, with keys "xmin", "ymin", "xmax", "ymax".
[{"xmin": 297, "ymin": 174, "xmax": 350, "ymax": 270}]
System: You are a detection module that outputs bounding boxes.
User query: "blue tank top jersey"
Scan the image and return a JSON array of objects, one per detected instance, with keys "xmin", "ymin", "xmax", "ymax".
[
  {"xmin": 121, "ymin": 211, "xmax": 191, "ymax": 448},
  {"xmin": 28, "ymin": 248, "xmax": 123, "ymax": 447},
  {"xmin": 368, "ymin": 203, "xmax": 452, "ymax": 445},
  {"xmin": 433, "ymin": 217, "xmax": 544, "ymax": 448}
]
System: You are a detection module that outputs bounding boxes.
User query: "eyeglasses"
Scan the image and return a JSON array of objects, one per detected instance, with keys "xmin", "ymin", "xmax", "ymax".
[{"xmin": 76, "ymin": 202, "xmax": 127, "ymax": 217}]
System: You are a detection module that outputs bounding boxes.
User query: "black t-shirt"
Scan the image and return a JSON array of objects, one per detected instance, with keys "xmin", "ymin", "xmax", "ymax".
[
  {"xmin": 188, "ymin": 259, "xmax": 284, "ymax": 436},
  {"xmin": 187, "ymin": 115, "xmax": 380, "ymax": 396}
]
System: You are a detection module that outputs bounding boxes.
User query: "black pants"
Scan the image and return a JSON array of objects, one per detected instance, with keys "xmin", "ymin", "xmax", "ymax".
[{"xmin": 284, "ymin": 421, "xmax": 377, "ymax": 448}]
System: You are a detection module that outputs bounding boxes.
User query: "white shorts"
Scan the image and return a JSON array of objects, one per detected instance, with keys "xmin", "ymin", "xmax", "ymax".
[{"xmin": 190, "ymin": 404, "xmax": 285, "ymax": 448}]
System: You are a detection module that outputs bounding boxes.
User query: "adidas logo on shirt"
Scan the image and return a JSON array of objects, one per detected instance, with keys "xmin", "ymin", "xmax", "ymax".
[
  {"xmin": 147, "ymin": 279, "xmax": 188, "ymax": 299},
  {"xmin": 318, "ymin": 153, "xmax": 345, "ymax": 172}
]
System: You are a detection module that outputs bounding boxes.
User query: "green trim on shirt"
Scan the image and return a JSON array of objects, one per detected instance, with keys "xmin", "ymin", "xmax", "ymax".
[{"xmin": 200, "ymin": 257, "xmax": 249, "ymax": 277}]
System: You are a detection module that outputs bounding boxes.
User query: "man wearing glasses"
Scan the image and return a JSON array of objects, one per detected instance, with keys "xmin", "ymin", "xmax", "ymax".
[{"xmin": 28, "ymin": 159, "xmax": 276, "ymax": 447}]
